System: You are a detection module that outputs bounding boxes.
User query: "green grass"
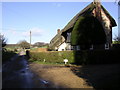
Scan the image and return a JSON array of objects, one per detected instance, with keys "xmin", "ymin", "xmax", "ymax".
[
  {"xmin": 29, "ymin": 60, "xmax": 65, "ymax": 65},
  {"xmin": 39, "ymin": 46, "xmax": 48, "ymax": 48}
]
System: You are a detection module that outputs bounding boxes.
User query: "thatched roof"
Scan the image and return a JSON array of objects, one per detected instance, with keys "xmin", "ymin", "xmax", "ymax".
[
  {"xmin": 62, "ymin": 2, "xmax": 116, "ymax": 34},
  {"xmin": 101, "ymin": 5, "xmax": 117, "ymax": 27},
  {"xmin": 49, "ymin": 31, "xmax": 65, "ymax": 50},
  {"xmin": 62, "ymin": 3, "xmax": 95, "ymax": 34},
  {"xmin": 49, "ymin": 2, "xmax": 117, "ymax": 50}
]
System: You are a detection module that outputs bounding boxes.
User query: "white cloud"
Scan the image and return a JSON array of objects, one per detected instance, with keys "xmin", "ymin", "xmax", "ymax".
[
  {"xmin": 22, "ymin": 27, "xmax": 45, "ymax": 37},
  {"xmin": 2, "ymin": 28, "xmax": 19, "ymax": 36},
  {"xmin": 1, "ymin": 27, "xmax": 47, "ymax": 44},
  {"xmin": 10, "ymin": 29, "xmax": 17, "ymax": 35},
  {"xmin": 53, "ymin": 3, "xmax": 62, "ymax": 7},
  {"xmin": 57, "ymin": 3, "xmax": 61, "ymax": 7},
  {"xmin": 2, "ymin": 27, "xmax": 45, "ymax": 38}
]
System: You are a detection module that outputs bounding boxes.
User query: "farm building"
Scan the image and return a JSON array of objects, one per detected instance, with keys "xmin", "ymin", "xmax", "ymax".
[{"xmin": 49, "ymin": 0, "xmax": 117, "ymax": 51}]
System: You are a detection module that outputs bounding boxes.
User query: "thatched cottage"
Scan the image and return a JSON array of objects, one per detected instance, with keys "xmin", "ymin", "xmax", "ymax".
[{"xmin": 49, "ymin": 0, "xmax": 117, "ymax": 51}]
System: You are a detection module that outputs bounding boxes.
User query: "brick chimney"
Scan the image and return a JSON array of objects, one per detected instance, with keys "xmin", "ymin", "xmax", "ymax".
[
  {"xmin": 93, "ymin": 0, "xmax": 100, "ymax": 4},
  {"xmin": 57, "ymin": 29, "xmax": 60, "ymax": 34}
]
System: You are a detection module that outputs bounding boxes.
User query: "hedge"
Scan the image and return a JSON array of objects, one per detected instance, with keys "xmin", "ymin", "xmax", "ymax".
[
  {"xmin": 74, "ymin": 50, "xmax": 120, "ymax": 64},
  {"xmin": 2, "ymin": 49, "xmax": 16, "ymax": 63},
  {"xmin": 29, "ymin": 51, "xmax": 75, "ymax": 64},
  {"xmin": 29, "ymin": 50, "xmax": 120, "ymax": 65}
]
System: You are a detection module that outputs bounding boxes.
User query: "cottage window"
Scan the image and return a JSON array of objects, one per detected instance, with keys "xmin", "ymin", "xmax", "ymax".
[
  {"xmin": 66, "ymin": 33, "xmax": 71, "ymax": 43},
  {"xmin": 90, "ymin": 45, "xmax": 93, "ymax": 50},
  {"xmin": 105, "ymin": 43, "xmax": 109, "ymax": 50},
  {"xmin": 71, "ymin": 46, "xmax": 73, "ymax": 50},
  {"xmin": 73, "ymin": 46, "xmax": 77, "ymax": 50},
  {"xmin": 76, "ymin": 45, "xmax": 80, "ymax": 50},
  {"xmin": 62, "ymin": 49, "xmax": 64, "ymax": 51},
  {"xmin": 67, "ymin": 44, "xmax": 71, "ymax": 50}
]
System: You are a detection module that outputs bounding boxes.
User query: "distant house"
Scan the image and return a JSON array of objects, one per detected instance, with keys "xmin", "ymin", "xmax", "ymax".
[{"xmin": 49, "ymin": 0, "xmax": 117, "ymax": 51}]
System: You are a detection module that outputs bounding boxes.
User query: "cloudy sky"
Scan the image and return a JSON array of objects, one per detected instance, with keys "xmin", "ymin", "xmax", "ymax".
[{"xmin": 0, "ymin": 1, "xmax": 119, "ymax": 44}]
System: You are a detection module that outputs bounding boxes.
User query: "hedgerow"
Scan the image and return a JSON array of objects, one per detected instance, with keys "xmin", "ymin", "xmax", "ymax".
[
  {"xmin": 29, "ymin": 51, "xmax": 75, "ymax": 64},
  {"xmin": 2, "ymin": 49, "xmax": 16, "ymax": 63},
  {"xmin": 29, "ymin": 50, "xmax": 120, "ymax": 65}
]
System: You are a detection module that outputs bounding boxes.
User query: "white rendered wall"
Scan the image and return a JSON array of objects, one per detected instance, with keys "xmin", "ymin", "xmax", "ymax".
[{"xmin": 58, "ymin": 42, "xmax": 67, "ymax": 51}]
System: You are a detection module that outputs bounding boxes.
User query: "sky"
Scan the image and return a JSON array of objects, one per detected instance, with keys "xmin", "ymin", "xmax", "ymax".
[{"xmin": 0, "ymin": 1, "xmax": 119, "ymax": 44}]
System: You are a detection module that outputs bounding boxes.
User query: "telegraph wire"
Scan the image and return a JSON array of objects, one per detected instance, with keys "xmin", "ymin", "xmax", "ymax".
[
  {"xmin": 2, "ymin": 4, "xmax": 39, "ymax": 32},
  {"xmin": 0, "ymin": 28, "xmax": 29, "ymax": 31},
  {"xmin": 3, "ymin": 4, "xmax": 37, "ymax": 25}
]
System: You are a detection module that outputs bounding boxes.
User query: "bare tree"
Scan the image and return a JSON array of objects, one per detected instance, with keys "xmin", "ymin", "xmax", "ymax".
[
  {"xmin": 0, "ymin": 34, "xmax": 7, "ymax": 47},
  {"xmin": 115, "ymin": 0, "xmax": 120, "ymax": 5},
  {"xmin": 118, "ymin": 0, "xmax": 120, "ymax": 5},
  {"xmin": 33, "ymin": 42, "xmax": 48, "ymax": 47},
  {"xmin": 17, "ymin": 40, "xmax": 30, "ymax": 49},
  {"xmin": 113, "ymin": 35, "xmax": 120, "ymax": 44},
  {"xmin": 114, "ymin": 36, "xmax": 120, "ymax": 41}
]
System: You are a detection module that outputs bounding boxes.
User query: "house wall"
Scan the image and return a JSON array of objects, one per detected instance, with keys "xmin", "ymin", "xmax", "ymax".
[
  {"xmin": 55, "ymin": 5, "xmax": 113, "ymax": 51},
  {"xmin": 92, "ymin": 8, "xmax": 112, "ymax": 49},
  {"xmin": 101, "ymin": 9, "xmax": 111, "ymax": 33},
  {"xmin": 101, "ymin": 9, "xmax": 112, "ymax": 47},
  {"xmin": 58, "ymin": 42, "xmax": 67, "ymax": 51}
]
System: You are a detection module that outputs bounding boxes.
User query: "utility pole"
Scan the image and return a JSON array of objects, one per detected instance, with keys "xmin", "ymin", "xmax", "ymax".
[
  {"xmin": 118, "ymin": 1, "xmax": 120, "ymax": 38},
  {"xmin": 30, "ymin": 31, "xmax": 31, "ymax": 49}
]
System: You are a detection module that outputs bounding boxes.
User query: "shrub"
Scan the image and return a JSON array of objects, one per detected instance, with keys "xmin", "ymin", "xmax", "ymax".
[
  {"xmin": 2, "ymin": 49, "xmax": 16, "ymax": 63},
  {"xmin": 112, "ymin": 44, "xmax": 120, "ymax": 50}
]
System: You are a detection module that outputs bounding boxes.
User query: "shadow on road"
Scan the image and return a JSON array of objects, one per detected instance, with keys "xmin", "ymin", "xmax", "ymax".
[
  {"xmin": 2, "ymin": 51, "xmax": 55, "ymax": 89},
  {"xmin": 71, "ymin": 64, "xmax": 120, "ymax": 89}
]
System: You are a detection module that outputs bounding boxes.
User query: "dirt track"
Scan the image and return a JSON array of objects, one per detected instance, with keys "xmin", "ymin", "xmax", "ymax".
[
  {"xmin": 29, "ymin": 63, "xmax": 92, "ymax": 88},
  {"xmin": 29, "ymin": 63, "xmax": 120, "ymax": 89}
]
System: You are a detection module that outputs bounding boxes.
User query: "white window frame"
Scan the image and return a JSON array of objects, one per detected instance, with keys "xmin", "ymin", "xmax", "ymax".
[
  {"xmin": 76, "ymin": 45, "xmax": 80, "ymax": 50},
  {"xmin": 71, "ymin": 46, "xmax": 73, "ymax": 50},
  {"xmin": 105, "ymin": 43, "xmax": 109, "ymax": 50},
  {"xmin": 68, "ymin": 44, "xmax": 71, "ymax": 50},
  {"xmin": 67, "ymin": 33, "xmax": 71, "ymax": 43},
  {"xmin": 72, "ymin": 46, "xmax": 76, "ymax": 50},
  {"xmin": 90, "ymin": 45, "xmax": 93, "ymax": 50}
]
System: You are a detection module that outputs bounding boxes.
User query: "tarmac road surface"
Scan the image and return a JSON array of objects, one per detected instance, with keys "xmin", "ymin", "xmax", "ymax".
[{"xmin": 2, "ymin": 51, "xmax": 53, "ymax": 88}]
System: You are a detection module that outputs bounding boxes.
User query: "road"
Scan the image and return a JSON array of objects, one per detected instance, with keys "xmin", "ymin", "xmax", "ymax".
[
  {"xmin": 2, "ymin": 51, "xmax": 52, "ymax": 88},
  {"xmin": 3, "ymin": 51, "xmax": 118, "ymax": 89}
]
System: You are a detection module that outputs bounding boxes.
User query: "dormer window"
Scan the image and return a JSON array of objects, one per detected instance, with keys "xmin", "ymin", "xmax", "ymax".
[{"xmin": 66, "ymin": 33, "xmax": 71, "ymax": 43}]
